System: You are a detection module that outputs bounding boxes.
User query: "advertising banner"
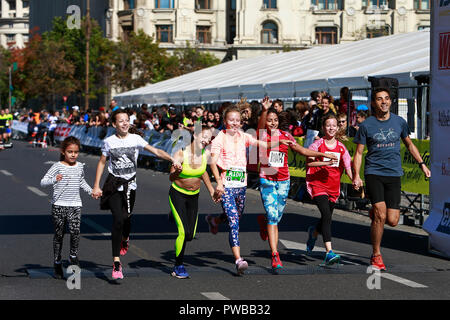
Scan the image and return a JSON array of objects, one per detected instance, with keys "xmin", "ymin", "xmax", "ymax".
[
  {"xmin": 422, "ymin": 0, "xmax": 450, "ymax": 258},
  {"xmin": 288, "ymin": 137, "xmax": 429, "ymax": 195}
]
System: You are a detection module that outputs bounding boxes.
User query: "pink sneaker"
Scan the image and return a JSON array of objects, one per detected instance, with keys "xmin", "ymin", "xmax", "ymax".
[
  {"xmin": 120, "ymin": 238, "xmax": 129, "ymax": 256},
  {"xmin": 112, "ymin": 262, "xmax": 124, "ymax": 280},
  {"xmin": 205, "ymin": 214, "xmax": 218, "ymax": 235},
  {"xmin": 235, "ymin": 258, "xmax": 248, "ymax": 275}
]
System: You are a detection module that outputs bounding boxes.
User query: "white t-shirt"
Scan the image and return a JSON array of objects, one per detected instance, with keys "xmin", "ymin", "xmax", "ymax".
[
  {"xmin": 101, "ymin": 133, "xmax": 148, "ymax": 190},
  {"xmin": 145, "ymin": 119, "xmax": 154, "ymax": 131},
  {"xmin": 48, "ymin": 115, "xmax": 59, "ymax": 131}
]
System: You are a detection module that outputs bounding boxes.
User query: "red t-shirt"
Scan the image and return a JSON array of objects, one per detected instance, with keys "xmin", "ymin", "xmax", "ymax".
[
  {"xmin": 306, "ymin": 138, "xmax": 352, "ymax": 203},
  {"xmin": 259, "ymin": 129, "xmax": 296, "ymax": 181}
]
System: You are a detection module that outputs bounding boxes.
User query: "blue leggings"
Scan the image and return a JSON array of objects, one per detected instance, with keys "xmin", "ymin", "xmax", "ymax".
[
  {"xmin": 221, "ymin": 187, "xmax": 246, "ymax": 248},
  {"xmin": 259, "ymin": 178, "xmax": 290, "ymax": 225}
]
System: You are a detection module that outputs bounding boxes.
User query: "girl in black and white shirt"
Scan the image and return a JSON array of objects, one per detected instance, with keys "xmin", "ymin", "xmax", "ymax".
[
  {"xmin": 40, "ymin": 136, "xmax": 92, "ymax": 279},
  {"xmin": 92, "ymin": 109, "xmax": 182, "ymax": 280}
]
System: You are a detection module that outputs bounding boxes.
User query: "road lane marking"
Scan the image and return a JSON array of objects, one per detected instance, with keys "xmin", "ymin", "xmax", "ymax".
[
  {"xmin": 83, "ymin": 217, "xmax": 154, "ymax": 261},
  {"xmin": 44, "ymin": 161, "xmax": 56, "ymax": 165},
  {"xmin": 27, "ymin": 186, "xmax": 47, "ymax": 197},
  {"xmin": 279, "ymin": 239, "xmax": 360, "ymax": 257},
  {"xmin": 83, "ymin": 217, "xmax": 111, "ymax": 236},
  {"xmin": 0, "ymin": 170, "xmax": 12, "ymax": 176},
  {"xmin": 280, "ymin": 239, "xmax": 362, "ymax": 265},
  {"xmin": 380, "ymin": 273, "xmax": 428, "ymax": 288},
  {"xmin": 201, "ymin": 292, "xmax": 230, "ymax": 300}
]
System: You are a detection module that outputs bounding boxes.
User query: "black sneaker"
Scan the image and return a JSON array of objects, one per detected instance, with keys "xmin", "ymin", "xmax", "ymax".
[
  {"xmin": 54, "ymin": 262, "xmax": 64, "ymax": 279},
  {"xmin": 69, "ymin": 256, "xmax": 80, "ymax": 266}
]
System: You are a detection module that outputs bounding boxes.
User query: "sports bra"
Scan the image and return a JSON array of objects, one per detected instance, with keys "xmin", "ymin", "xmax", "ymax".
[{"xmin": 178, "ymin": 148, "xmax": 207, "ymax": 179}]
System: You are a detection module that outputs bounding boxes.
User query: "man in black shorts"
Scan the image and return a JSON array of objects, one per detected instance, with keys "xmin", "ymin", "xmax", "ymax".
[{"xmin": 352, "ymin": 87, "xmax": 431, "ymax": 271}]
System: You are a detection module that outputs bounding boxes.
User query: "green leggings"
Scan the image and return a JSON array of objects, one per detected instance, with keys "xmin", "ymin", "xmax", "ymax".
[{"xmin": 169, "ymin": 185, "xmax": 199, "ymax": 266}]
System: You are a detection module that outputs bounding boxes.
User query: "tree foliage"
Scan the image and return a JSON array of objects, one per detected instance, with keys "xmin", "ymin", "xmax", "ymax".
[{"xmin": 3, "ymin": 17, "xmax": 222, "ymax": 109}]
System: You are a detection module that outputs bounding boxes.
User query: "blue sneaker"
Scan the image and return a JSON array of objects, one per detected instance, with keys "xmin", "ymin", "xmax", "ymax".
[
  {"xmin": 171, "ymin": 265, "xmax": 189, "ymax": 279},
  {"xmin": 306, "ymin": 226, "xmax": 317, "ymax": 254},
  {"xmin": 323, "ymin": 251, "xmax": 341, "ymax": 266}
]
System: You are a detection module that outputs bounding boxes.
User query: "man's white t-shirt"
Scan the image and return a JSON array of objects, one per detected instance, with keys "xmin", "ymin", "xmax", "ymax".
[{"xmin": 101, "ymin": 133, "xmax": 148, "ymax": 190}]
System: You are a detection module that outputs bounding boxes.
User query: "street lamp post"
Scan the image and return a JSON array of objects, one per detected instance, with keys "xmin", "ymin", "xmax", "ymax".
[{"xmin": 85, "ymin": 0, "xmax": 90, "ymax": 111}]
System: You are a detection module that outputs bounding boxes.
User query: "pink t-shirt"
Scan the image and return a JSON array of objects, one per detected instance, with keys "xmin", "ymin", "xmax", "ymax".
[{"xmin": 211, "ymin": 129, "xmax": 258, "ymax": 186}]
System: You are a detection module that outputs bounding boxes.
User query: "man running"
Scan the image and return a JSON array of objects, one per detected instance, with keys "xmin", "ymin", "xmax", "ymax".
[{"xmin": 352, "ymin": 87, "xmax": 431, "ymax": 271}]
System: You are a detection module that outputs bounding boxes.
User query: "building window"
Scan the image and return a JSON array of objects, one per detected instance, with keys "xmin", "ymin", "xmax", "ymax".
[
  {"xmin": 6, "ymin": 34, "xmax": 15, "ymax": 43},
  {"xmin": 156, "ymin": 25, "xmax": 173, "ymax": 42},
  {"xmin": 23, "ymin": 1, "xmax": 30, "ymax": 8},
  {"xmin": 231, "ymin": 0, "xmax": 236, "ymax": 10},
  {"xmin": 155, "ymin": 0, "xmax": 174, "ymax": 9},
  {"xmin": 311, "ymin": 0, "xmax": 342, "ymax": 10},
  {"xmin": 362, "ymin": 0, "xmax": 388, "ymax": 9},
  {"xmin": 197, "ymin": 26, "xmax": 211, "ymax": 44},
  {"xmin": 366, "ymin": 26, "xmax": 390, "ymax": 38},
  {"xmin": 123, "ymin": 0, "xmax": 135, "ymax": 10},
  {"xmin": 23, "ymin": 34, "xmax": 29, "ymax": 43},
  {"xmin": 263, "ymin": 0, "xmax": 277, "ymax": 9},
  {"xmin": 7, "ymin": 0, "xmax": 16, "ymax": 10},
  {"xmin": 418, "ymin": 25, "xmax": 430, "ymax": 30},
  {"xmin": 261, "ymin": 21, "xmax": 278, "ymax": 44},
  {"xmin": 315, "ymin": 27, "xmax": 337, "ymax": 44},
  {"xmin": 414, "ymin": 0, "xmax": 430, "ymax": 10},
  {"xmin": 196, "ymin": 0, "xmax": 211, "ymax": 9}
]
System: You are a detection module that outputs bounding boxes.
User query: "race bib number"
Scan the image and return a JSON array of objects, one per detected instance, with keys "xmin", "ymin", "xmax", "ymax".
[
  {"xmin": 324, "ymin": 152, "xmax": 340, "ymax": 168},
  {"xmin": 268, "ymin": 151, "xmax": 285, "ymax": 168},
  {"xmin": 224, "ymin": 166, "xmax": 246, "ymax": 188}
]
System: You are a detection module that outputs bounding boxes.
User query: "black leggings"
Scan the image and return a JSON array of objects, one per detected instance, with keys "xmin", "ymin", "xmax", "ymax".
[
  {"xmin": 169, "ymin": 186, "xmax": 199, "ymax": 266},
  {"xmin": 107, "ymin": 189, "xmax": 136, "ymax": 257},
  {"xmin": 314, "ymin": 195, "xmax": 336, "ymax": 243},
  {"xmin": 51, "ymin": 205, "xmax": 81, "ymax": 262}
]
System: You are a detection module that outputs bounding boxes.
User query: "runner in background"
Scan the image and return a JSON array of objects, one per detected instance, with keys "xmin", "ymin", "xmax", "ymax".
[
  {"xmin": 305, "ymin": 113, "xmax": 353, "ymax": 266},
  {"xmin": 352, "ymin": 87, "xmax": 430, "ymax": 271},
  {"xmin": 207, "ymin": 102, "xmax": 292, "ymax": 275},
  {"xmin": 92, "ymin": 109, "xmax": 182, "ymax": 280},
  {"xmin": 40, "ymin": 136, "xmax": 93, "ymax": 279},
  {"xmin": 256, "ymin": 97, "xmax": 336, "ymax": 270},
  {"xmin": 168, "ymin": 125, "xmax": 218, "ymax": 279}
]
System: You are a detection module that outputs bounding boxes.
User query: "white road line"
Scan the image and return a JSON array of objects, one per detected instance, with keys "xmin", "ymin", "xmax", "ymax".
[
  {"xmin": 44, "ymin": 161, "xmax": 56, "ymax": 165},
  {"xmin": 0, "ymin": 170, "xmax": 12, "ymax": 176},
  {"xmin": 83, "ymin": 217, "xmax": 111, "ymax": 236},
  {"xmin": 27, "ymin": 186, "xmax": 47, "ymax": 197},
  {"xmin": 380, "ymin": 273, "xmax": 428, "ymax": 288},
  {"xmin": 279, "ymin": 239, "xmax": 360, "ymax": 257},
  {"xmin": 201, "ymin": 292, "xmax": 230, "ymax": 300}
]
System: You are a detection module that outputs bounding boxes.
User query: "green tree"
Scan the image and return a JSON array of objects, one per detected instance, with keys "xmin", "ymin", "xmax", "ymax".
[
  {"xmin": 170, "ymin": 41, "xmax": 220, "ymax": 77},
  {"xmin": 0, "ymin": 47, "xmax": 11, "ymax": 108}
]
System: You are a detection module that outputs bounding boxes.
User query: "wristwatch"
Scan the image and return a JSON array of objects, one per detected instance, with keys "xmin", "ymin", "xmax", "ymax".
[{"xmin": 418, "ymin": 162, "xmax": 425, "ymax": 168}]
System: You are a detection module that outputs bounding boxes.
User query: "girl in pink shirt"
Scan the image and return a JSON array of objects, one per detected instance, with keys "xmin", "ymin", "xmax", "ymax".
[{"xmin": 207, "ymin": 104, "xmax": 291, "ymax": 275}]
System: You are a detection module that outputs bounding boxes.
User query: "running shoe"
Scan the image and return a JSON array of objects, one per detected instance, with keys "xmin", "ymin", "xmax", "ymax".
[
  {"xmin": 54, "ymin": 262, "xmax": 64, "ymax": 279},
  {"xmin": 306, "ymin": 226, "xmax": 317, "ymax": 254},
  {"xmin": 323, "ymin": 251, "xmax": 341, "ymax": 266},
  {"xmin": 235, "ymin": 258, "xmax": 248, "ymax": 275},
  {"xmin": 205, "ymin": 214, "xmax": 218, "ymax": 235},
  {"xmin": 112, "ymin": 262, "xmax": 124, "ymax": 280},
  {"xmin": 271, "ymin": 252, "xmax": 283, "ymax": 270},
  {"xmin": 370, "ymin": 254, "xmax": 387, "ymax": 271},
  {"xmin": 120, "ymin": 238, "xmax": 129, "ymax": 256},
  {"xmin": 69, "ymin": 256, "xmax": 80, "ymax": 266},
  {"xmin": 257, "ymin": 214, "xmax": 268, "ymax": 241},
  {"xmin": 171, "ymin": 265, "xmax": 189, "ymax": 279}
]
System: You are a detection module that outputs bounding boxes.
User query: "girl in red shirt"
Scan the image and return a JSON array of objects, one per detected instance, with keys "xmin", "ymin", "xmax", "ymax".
[{"xmin": 306, "ymin": 113, "xmax": 353, "ymax": 266}]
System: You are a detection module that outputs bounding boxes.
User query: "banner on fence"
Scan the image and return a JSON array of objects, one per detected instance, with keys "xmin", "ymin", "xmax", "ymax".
[
  {"xmin": 288, "ymin": 137, "xmax": 430, "ymax": 195},
  {"xmin": 422, "ymin": 1, "xmax": 450, "ymax": 258}
]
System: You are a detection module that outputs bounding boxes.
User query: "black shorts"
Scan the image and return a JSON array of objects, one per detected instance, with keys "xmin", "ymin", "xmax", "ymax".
[
  {"xmin": 365, "ymin": 174, "xmax": 401, "ymax": 210},
  {"xmin": 0, "ymin": 127, "xmax": 5, "ymax": 135}
]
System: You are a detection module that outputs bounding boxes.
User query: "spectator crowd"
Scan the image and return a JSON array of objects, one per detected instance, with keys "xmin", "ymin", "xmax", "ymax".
[{"xmin": 10, "ymin": 86, "xmax": 371, "ymax": 145}]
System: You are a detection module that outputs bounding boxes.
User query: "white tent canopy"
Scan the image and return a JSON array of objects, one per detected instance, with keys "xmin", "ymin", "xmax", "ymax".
[{"xmin": 114, "ymin": 30, "xmax": 430, "ymax": 107}]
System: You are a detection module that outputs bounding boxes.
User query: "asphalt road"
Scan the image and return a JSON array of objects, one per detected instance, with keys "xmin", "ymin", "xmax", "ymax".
[{"xmin": 0, "ymin": 140, "xmax": 449, "ymax": 309}]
